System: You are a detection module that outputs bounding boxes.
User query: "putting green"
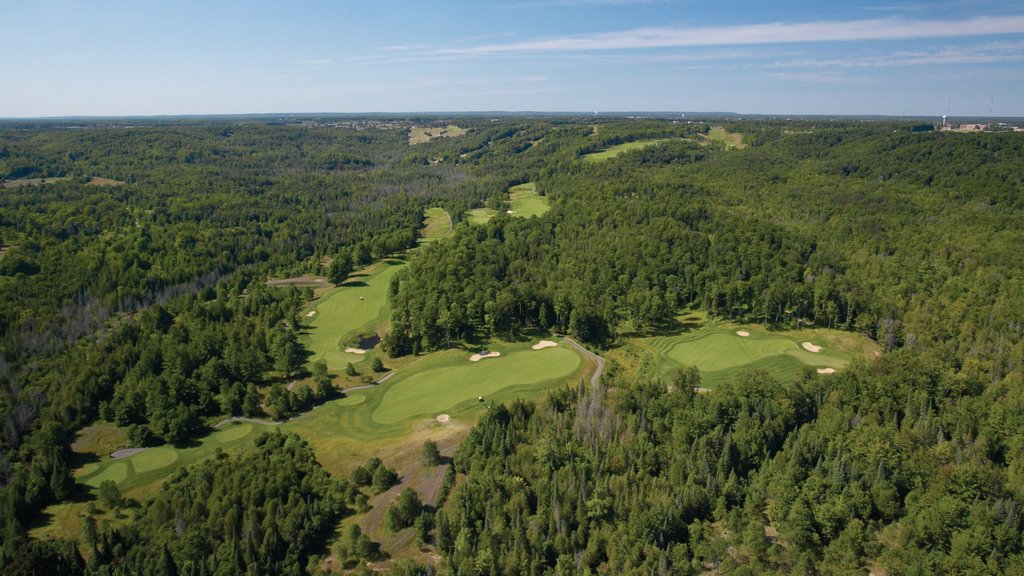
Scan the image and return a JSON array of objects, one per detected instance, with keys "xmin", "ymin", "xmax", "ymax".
[
  {"xmin": 373, "ymin": 345, "xmax": 582, "ymax": 425},
  {"xmin": 508, "ymin": 183, "xmax": 550, "ymax": 218},
  {"xmin": 132, "ymin": 447, "xmax": 179, "ymax": 473},
  {"xmin": 300, "ymin": 258, "xmax": 405, "ymax": 372},
  {"xmin": 645, "ymin": 324, "xmax": 857, "ymax": 387}
]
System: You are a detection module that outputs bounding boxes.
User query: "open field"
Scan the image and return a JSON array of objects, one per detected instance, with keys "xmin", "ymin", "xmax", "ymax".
[
  {"xmin": 464, "ymin": 207, "xmax": 498, "ymax": 225},
  {"xmin": 705, "ymin": 127, "xmax": 746, "ymax": 149},
  {"xmin": 2, "ymin": 176, "xmax": 71, "ymax": 188},
  {"xmin": 299, "ymin": 257, "xmax": 406, "ymax": 372},
  {"xmin": 408, "ymin": 125, "xmax": 467, "ymax": 145},
  {"xmin": 582, "ymin": 138, "xmax": 676, "ymax": 161},
  {"xmin": 641, "ymin": 321, "xmax": 874, "ymax": 386},
  {"xmin": 508, "ymin": 182, "xmax": 550, "ymax": 218},
  {"xmin": 418, "ymin": 207, "xmax": 453, "ymax": 243}
]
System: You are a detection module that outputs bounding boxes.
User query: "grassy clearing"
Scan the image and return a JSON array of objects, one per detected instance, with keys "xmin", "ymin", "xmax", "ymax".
[
  {"xmin": 633, "ymin": 320, "xmax": 876, "ymax": 387},
  {"xmin": 71, "ymin": 421, "xmax": 127, "ymax": 456},
  {"xmin": 508, "ymin": 183, "xmax": 550, "ymax": 218},
  {"xmin": 464, "ymin": 207, "xmax": 498, "ymax": 225},
  {"xmin": 299, "ymin": 257, "xmax": 406, "ymax": 372},
  {"xmin": 419, "ymin": 207, "xmax": 453, "ymax": 243},
  {"xmin": 373, "ymin": 343, "xmax": 581, "ymax": 424},
  {"xmin": 582, "ymin": 139, "xmax": 675, "ymax": 162},
  {"xmin": 705, "ymin": 127, "xmax": 747, "ymax": 149},
  {"xmin": 2, "ymin": 176, "xmax": 71, "ymax": 188},
  {"xmin": 408, "ymin": 125, "xmax": 467, "ymax": 145}
]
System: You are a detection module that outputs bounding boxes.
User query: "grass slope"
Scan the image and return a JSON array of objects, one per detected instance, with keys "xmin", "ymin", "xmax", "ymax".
[
  {"xmin": 705, "ymin": 127, "xmax": 747, "ymax": 149},
  {"xmin": 464, "ymin": 207, "xmax": 498, "ymax": 225},
  {"xmin": 419, "ymin": 207, "xmax": 453, "ymax": 243},
  {"xmin": 408, "ymin": 125, "xmax": 467, "ymax": 145},
  {"xmin": 582, "ymin": 139, "xmax": 675, "ymax": 162},
  {"xmin": 299, "ymin": 257, "xmax": 406, "ymax": 372},
  {"xmin": 508, "ymin": 183, "xmax": 550, "ymax": 218},
  {"xmin": 641, "ymin": 321, "xmax": 874, "ymax": 387}
]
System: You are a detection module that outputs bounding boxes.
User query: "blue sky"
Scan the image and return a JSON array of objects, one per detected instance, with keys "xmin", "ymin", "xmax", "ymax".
[{"xmin": 2, "ymin": 1, "xmax": 1023, "ymax": 117}]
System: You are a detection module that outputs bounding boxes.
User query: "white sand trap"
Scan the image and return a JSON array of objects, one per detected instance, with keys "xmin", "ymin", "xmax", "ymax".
[
  {"xmin": 736, "ymin": 330, "xmax": 750, "ymax": 337},
  {"xmin": 506, "ymin": 210, "xmax": 516, "ymax": 214},
  {"xmin": 436, "ymin": 414, "xmax": 450, "ymax": 423},
  {"xmin": 305, "ymin": 310, "xmax": 317, "ymax": 317},
  {"xmin": 816, "ymin": 368, "xmax": 836, "ymax": 374},
  {"xmin": 469, "ymin": 351, "xmax": 501, "ymax": 362},
  {"xmin": 344, "ymin": 347, "xmax": 368, "ymax": 354},
  {"xmin": 802, "ymin": 342, "xmax": 822, "ymax": 353},
  {"xmin": 532, "ymin": 340, "xmax": 558, "ymax": 350}
]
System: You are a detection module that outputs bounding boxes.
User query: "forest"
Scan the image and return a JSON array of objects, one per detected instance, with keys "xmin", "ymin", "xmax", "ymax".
[{"xmin": 2, "ymin": 115, "xmax": 1024, "ymax": 574}]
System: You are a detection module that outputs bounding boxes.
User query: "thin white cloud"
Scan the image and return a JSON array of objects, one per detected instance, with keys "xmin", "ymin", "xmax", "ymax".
[
  {"xmin": 771, "ymin": 40, "xmax": 1024, "ymax": 68},
  {"xmin": 296, "ymin": 58, "xmax": 332, "ymax": 66},
  {"xmin": 445, "ymin": 15, "xmax": 1024, "ymax": 54}
]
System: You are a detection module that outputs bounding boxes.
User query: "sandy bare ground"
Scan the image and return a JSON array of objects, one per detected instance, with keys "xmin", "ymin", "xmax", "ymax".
[
  {"xmin": 736, "ymin": 330, "xmax": 750, "ymax": 337},
  {"xmin": 816, "ymin": 368, "xmax": 836, "ymax": 374},
  {"xmin": 110, "ymin": 447, "xmax": 147, "ymax": 459},
  {"xmin": 532, "ymin": 340, "xmax": 557, "ymax": 350},
  {"xmin": 694, "ymin": 387, "xmax": 713, "ymax": 394},
  {"xmin": 469, "ymin": 351, "xmax": 501, "ymax": 362},
  {"xmin": 802, "ymin": 342, "xmax": 822, "ymax": 353},
  {"xmin": 344, "ymin": 347, "xmax": 368, "ymax": 354},
  {"xmin": 305, "ymin": 310, "xmax": 317, "ymax": 317},
  {"xmin": 436, "ymin": 414, "xmax": 450, "ymax": 423}
]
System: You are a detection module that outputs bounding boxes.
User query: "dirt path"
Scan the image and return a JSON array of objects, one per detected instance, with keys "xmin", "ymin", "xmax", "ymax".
[{"xmin": 557, "ymin": 335, "xmax": 605, "ymax": 387}]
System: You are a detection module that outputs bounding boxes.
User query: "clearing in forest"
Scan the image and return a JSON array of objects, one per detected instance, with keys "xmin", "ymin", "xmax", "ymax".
[
  {"xmin": 704, "ymin": 127, "xmax": 746, "ymax": 149},
  {"xmin": 508, "ymin": 182, "xmax": 550, "ymax": 218},
  {"xmin": 408, "ymin": 125, "xmax": 467, "ymax": 145},
  {"xmin": 464, "ymin": 207, "xmax": 498, "ymax": 225},
  {"xmin": 418, "ymin": 207, "xmax": 453, "ymax": 243},
  {"xmin": 638, "ymin": 320, "xmax": 875, "ymax": 387},
  {"xmin": 582, "ymin": 138, "xmax": 676, "ymax": 162},
  {"xmin": 299, "ymin": 257, "xmax": 405, "ymax": 372}
]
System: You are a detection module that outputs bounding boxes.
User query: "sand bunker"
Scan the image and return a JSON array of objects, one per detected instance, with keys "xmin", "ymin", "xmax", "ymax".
[
  {"xmin": 470, "ymin": 351, "xmax": 501, "ymax": 362},
  {"xmin": 305, "ymin": 310, "xmax": 317, "ymax": 317},
  {"xmin": 736, "ymin": 330, "xmax": 750, "ymax": 337},
  {"xmin": 344, "ymin": 347, "xmax": 368, "ymax": 354},
  {"xmin": 532, "ymin": 340, "xmax": 558, "ymax": 350},
  {"xmin": 816, "ymin": 368, "xmax": 836, "ymax": 374},
  {"xmin": 436, "ymin": 414, "xmax": 450, "ymax": 423},
  {"xmin": 802, "ymin": 342, "xmax": 822, "ymax": 353}
]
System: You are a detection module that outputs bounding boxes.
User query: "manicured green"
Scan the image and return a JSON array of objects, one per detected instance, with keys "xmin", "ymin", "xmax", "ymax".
[
  {"xmin": 419, "ymin": 207, "xmax": 453, "ymax": 243},
  {"xmin": 464, "ymin": 207, "xmax": 498, "ymax": 225},
  {"xmin": 508, "ymin": 183, "xmax": 550, "ymax": 218},
  {"xmin": 373, "ymin": 344, "xmax": 581, "ymax": 424},
  {"xmin": 705, "ymin": 127, "xmax": 746, "ymax": 149},
  {"xmin": 645, "ymin": 324, "xmax": 856, "ymax": 387},
  {"xmin": 582, "ymin": 138, "xmax": 675, "ymax": 161},
  {"xmin": 77, "ymin": 421, "xmax": 274, "ymax": 495},
  {"xmin": 300, "ymin": 257, "xmax": 406, "ymax": 372}
]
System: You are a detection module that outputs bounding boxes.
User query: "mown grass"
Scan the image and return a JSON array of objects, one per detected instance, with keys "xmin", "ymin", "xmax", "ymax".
[
  {"xmin": 299, "ymin": 257, "xmax": 406, "ymax": 372},
  {"xmin": 508, "ymin": 183, "xmax": 550, "ymax": 218},
  {"xmin": 464, "ymin": 207, "xmax": 498, "ymax": 225},
  {"xmin": 639, "ymin": 321, "xmax": 876, "ymax": 387},
  {"xmin": 582, "ymin": 139, "xmax": 675, "ymax": 162},
  {"xmin": 419, "ymin": 207, "xmax": 453, "ymax": 243},
  {"xmin": 705, "ymin": 127, "xmax": 747, "ymax": 149}
]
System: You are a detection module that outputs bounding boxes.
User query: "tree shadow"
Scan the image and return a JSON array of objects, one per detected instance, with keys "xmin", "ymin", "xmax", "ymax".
[{"xmin": 341, "ymin": 280, "xmax": 368, "ymax": 288}]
